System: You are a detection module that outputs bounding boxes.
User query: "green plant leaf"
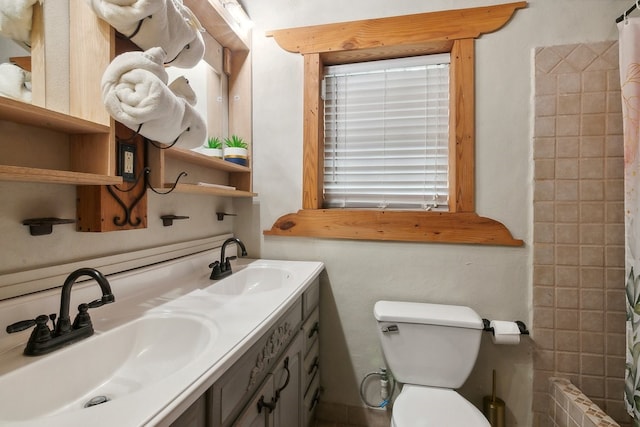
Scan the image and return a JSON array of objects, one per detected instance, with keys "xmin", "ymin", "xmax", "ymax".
[
  {"xmin": 224, "ymin": 135, "xmax": 248, "ymax": 149},
  {"xmin": 207, "ymin": 137, "xmax": 222, "ymax": 149}
]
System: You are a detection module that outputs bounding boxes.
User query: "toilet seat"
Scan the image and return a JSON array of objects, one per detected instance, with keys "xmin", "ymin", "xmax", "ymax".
[{"xmin": 391, "ymin": 384, "xmax": 490, "ymax": 427}]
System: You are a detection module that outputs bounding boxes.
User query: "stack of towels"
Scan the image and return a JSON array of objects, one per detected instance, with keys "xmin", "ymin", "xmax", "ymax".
[{"xmin": 87, "ymin": 0, "xmax": 208, "ymax": 148}]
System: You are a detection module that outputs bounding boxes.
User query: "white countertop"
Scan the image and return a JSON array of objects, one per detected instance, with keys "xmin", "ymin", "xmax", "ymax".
[{"xmin": 0, "ymin": 249, "xmax": 324, "ymax": 426}]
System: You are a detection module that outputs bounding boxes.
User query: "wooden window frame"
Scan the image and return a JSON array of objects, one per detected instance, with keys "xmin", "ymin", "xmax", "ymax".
[{"xmin": 264, "ymin": 2, "xmax": 526, "ymax": 246}]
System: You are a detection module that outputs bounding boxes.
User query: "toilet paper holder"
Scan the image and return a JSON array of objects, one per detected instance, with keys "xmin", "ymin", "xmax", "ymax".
[{"xmin": 482, "ymin": 319, "xmax": 529, "ymax": 335}]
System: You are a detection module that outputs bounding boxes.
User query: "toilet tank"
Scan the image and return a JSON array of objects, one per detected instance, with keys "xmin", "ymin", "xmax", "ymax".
[{"xmin": 374, "ymin": 301, "xmax": 484, "ymax": 389}]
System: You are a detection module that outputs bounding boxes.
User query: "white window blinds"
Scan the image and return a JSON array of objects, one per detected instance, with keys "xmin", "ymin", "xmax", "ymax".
[{"xmin": 323, "ymin": 54, "xmax": 450, "ymax": 210}]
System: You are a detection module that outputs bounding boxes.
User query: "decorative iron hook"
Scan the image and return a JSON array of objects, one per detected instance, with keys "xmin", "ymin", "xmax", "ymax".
[{"xmin": 107, "ymin": 168, "xmax": 150, "ymax": 227}]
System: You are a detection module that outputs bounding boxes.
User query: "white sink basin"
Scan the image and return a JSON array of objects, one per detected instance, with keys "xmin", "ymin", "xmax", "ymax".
[
  {"xmin": 206, "ymin": 265, "xmax": 294, "ymax": 296},
  {"xmin": 0, "ymin": 313, "xmax": 216, "ymax": 422}
]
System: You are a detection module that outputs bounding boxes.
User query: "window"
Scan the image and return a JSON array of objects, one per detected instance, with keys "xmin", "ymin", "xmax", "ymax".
[
  {"xmin": 323, "ymin": 55, "xmax": 450, "ymax": 210},
  {"xmin": 265, "ymin": 3, "xmax": 525, "ymax": 246}
]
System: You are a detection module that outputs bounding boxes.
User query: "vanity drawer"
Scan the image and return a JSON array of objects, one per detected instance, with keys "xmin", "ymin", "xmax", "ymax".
[
  {"xmin": 211, "ymin": 299, "xmax": 303, "ymax": 427},
  {"xmin": 303, "ymin": 372, "xmax": 321, "ymax": 427},
  {"xmin": 302, "ymin": 306, "xmax": 319, "ymax": 357},
  {"xmin": 302, "ymin": 278, "xmax": 319, "ymax": 320},
  {"xmin": 303, "ymin": 339, "xmax": 319, "ymax": 396}
]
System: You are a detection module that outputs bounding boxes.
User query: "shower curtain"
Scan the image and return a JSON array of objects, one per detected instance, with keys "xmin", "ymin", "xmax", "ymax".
[{"xmin": 620, "ymin": 17, "xmax": 640, "ymax": 423}]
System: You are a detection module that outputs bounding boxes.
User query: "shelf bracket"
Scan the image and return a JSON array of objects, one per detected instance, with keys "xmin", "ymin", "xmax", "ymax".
[
  {"xmin": 216, "ymin": 212, "xmax": 237, "ymax": 221},
  {"xmin": 160, "ymin": 215, "xmax": 190, "ymax": 226},
  {"xmin": 22, "ymin": 218, "xmax": 76, "ymax": 236}
]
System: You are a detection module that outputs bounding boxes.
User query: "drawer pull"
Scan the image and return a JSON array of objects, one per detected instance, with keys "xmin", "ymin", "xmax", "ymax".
[
  {"xmin": 307, "ymin": 322, "xmax": 319, "ymax": 339},
  {"xmin": 257, "ymin": 395, "xmax": 276, "ymax": 414},
  {"xmin": 275, "ymin": 357, "xmax": 291, "ymax": 401},
  {"xmin": 308, "ymin": 356, "xmax": 319, "ymax": 375},
  {"xmin": 308, "ymin": 387, "xmax": 321, "ymax": 412}
]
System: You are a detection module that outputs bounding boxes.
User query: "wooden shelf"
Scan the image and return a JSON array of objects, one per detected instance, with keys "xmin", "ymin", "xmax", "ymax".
[
  {"xmin": 183, "ymin": 0, "xmax": 250, "ymax": 52},
  {"xmin": 166, "ymin": 147, "xmax": 251, "ymax": 173},
  {"xmin": 0, "ymin": 97, "xmax": 110, "ymax": 134},
  {"xmin": 160, "ymin": 183, "xmax": 256, "ymax": 197},
  {"xmin": 0, "ymin": 165, "xmax": 122, "ymax": 185}
]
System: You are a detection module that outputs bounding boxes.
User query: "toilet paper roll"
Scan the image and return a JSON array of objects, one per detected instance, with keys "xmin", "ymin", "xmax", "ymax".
[{"xmin": 490, "ymin": 320, "xmax": 521, "ymax": 345}]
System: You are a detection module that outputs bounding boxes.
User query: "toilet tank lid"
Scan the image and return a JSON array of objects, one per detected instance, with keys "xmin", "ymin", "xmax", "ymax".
[{"xmin": 374, "ymin": 301, "xmax": 483, "ymax": 329}]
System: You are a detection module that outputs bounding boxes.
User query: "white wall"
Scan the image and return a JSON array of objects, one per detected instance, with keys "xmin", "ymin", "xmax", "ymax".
[
  {"xmin": 243, "ymin": 0, "xmax": 627, "ymax": 425},
  {"xmin": 0, "ymin": 182, "xmax": 237, "ymax": 273}
]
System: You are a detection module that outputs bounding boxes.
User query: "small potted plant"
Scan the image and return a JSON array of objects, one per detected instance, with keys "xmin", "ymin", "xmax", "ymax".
[
  {"xmin": 199, "ymin": 136, "xmax": 223, "ymax": 158},
  {"xmin": 223, "ymin": 135, "xmax": 248, "ymax": 166}
]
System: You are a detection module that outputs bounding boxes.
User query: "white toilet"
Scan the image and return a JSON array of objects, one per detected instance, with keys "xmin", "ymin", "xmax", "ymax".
[{"xmin": 374, "ymin": 300, "xmax": 491, "ymax": 427}]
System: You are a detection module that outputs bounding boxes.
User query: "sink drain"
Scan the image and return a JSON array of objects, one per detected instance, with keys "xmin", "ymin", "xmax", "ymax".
[{"xmin": 84, "ymin": 395, "xmax": 110, "ymax": 408}]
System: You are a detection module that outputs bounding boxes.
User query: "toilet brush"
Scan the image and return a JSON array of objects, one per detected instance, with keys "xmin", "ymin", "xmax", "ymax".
[{"xmin": 482, "ymin": 370, "xmax": 505, "ymax": 427}]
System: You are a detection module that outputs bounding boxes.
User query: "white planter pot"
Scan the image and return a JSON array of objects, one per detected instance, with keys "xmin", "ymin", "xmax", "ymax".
[
  {"xmin": 201, "ymin": 148, "xmax": 223, "ymax": 158},
  {"xmin": 223, "ymin": 147, "xmax": 248, "ymax": 166},
  {"xmin": 192, "ymin": 147, "xmax": 223, "ymax": 158}
]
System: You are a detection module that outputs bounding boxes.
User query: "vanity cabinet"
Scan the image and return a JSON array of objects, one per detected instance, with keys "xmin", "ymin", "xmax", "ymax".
[
  {"xmin": 233, "ymin": 333, "xmax": 304, "ymax": 427},
  {"xmin": 209, "ymin": 298, "xmax": 303, "ymax": 427},
  {"xmin": 171, "ymin": 278, "xmax": 320, "ymax": 427},
  {"xmin": 171, "ymin": 394, "xmax": 208, "ymax": 427},
  {"xmin": 301, "ymin": 286, "xmax": 321, "ymax": 426}
]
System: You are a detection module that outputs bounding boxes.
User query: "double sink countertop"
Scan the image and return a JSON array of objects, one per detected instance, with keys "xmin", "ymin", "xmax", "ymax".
[{"xmin": 0, "ymin": 249, "xmax": 324, "ymax": 426}]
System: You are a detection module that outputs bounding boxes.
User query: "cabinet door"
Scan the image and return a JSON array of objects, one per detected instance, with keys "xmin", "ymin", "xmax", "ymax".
[
  {"xmin": 234, "ymin": 375, "xmax": 274, "ymax": 427},
  {"xmin": 171, "ymin": 394, "xmax": 207, "ymax": 427},
  {"xmin": 272, "ymin": 332, "xmax": 303, "ymax": 427}
]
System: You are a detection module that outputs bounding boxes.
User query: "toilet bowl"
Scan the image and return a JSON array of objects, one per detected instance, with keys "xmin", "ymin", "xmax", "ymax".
[
  {"xmin": 390, "ymin": 385, "xmax": 489, "ymax": 427},
  {"xmin": 374, "ymin": 301, "xmax": 490, "ymax": 427}
]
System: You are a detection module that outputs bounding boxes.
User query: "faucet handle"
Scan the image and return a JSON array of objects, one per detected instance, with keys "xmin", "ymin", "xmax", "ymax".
[
  {"xmin": 6, "ymin": 314, "xmax": 53, "ymax": 334},
  {"xmin": 6, "ymin": 318, "xmax": 37, "ymax": 334},
  {"xmin": 224, "ymin": 256, "xmax": 237, "ymax": 270},
  {"xmin": 209, "ymin": 261, "xmax": 222, "ymax": 280},
  {"xmin": 72, "ymin": 304, "xmax": 93, "ymax": 329}
]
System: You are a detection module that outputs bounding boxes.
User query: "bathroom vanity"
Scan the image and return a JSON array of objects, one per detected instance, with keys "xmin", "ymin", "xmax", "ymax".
[
  {"xmin": 174, "ymin": 271, "xmax": 321, "ymax": 427},
  {"xmin": 0, "ymin": 238, "xmax": 323, "ymax": 426}
]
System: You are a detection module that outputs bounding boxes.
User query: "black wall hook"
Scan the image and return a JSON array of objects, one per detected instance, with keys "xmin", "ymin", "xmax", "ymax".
[
  {"xmin": 216, "ymin": 212, "xmax": 237, "ymax": 221},
  {"xmin": 22, "ymin": 218, "xmax": 76, "ymax": 236},
  {"xmin": 160, "ymin": 215, "xmax": 190, "ymax": 226}
]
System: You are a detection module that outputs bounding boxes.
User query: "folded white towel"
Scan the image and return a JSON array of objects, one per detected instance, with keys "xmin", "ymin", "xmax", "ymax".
[
  {"xmin": 86, "ymin": 0, "xmax": 204, "ymax": 68},
  {"xmin": 0, "ymin": 62, "xmax": 32, "ymax": 102},
  {"xmin": 101, "ymin": 47, "xmax": 206, "ymax": 148},
  {"xmin": 0, "ymin": 0, "xmax": 40, "ymax": 48}
]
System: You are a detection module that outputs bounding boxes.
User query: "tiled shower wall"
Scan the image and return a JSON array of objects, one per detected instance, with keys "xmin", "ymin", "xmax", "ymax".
[{"xmin": 532, "ymin": 41, "xmax": 629, "ymax": 426}]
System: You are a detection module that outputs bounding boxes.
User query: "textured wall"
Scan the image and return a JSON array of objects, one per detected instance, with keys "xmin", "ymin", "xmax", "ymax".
[{"xmin": 532, "ymin": 41, "xmax": 629, "ymax": 426}]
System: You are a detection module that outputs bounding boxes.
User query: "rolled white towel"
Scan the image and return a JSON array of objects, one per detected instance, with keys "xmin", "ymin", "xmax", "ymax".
[
  {"xmin": 167, "ymin": 76, "xmax": 206, "ymax": 148},
  {"xmin": 0, "ymin": 0, "xmax": 39, "ymax": 48},
  {"xmin": 0, "ymin": 62, "xmax": 32, "ymax": 103},
  {"xmin": 101, "ymin": 48, "xmax": 206, "ymax": 149},
  {"xmin": 86, "ymin": 0, "xmax": 204, "ymax": 68}
]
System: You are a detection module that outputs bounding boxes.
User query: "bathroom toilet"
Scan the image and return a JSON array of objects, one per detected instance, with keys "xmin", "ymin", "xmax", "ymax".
[{"xmin": 374, "ymin": 300, "xmax": 490, "ymax": 427}]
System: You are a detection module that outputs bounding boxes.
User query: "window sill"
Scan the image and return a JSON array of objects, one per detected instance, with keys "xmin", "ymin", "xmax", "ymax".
[{"xmin": 264, "ymin": 210, "xmax": 524, "ymax": 246}]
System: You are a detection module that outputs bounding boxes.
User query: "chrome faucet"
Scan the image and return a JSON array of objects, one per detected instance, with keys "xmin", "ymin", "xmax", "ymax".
[
  {"xmin": 6, "ymin": 268, "xmax": 115, "ymax": 356},
  {"xmin": 209, "ymin": 238, "xmax": 248, "ymax": 280}
]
